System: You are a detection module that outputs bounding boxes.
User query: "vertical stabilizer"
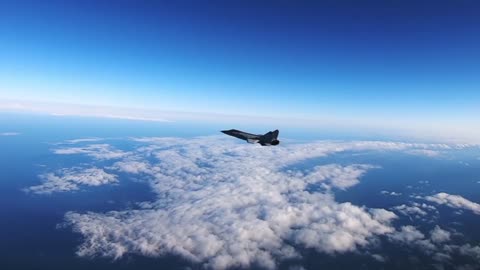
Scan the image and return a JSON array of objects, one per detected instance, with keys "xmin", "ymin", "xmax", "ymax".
[{"xmin": 260, "ymin": 130, "xmax": 280, "ymax": 145}]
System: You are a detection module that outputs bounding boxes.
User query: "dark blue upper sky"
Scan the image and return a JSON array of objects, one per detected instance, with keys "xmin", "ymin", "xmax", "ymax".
[{"xmin": 1, "ymin": 0, "xmax": 479, "ymax": 135}]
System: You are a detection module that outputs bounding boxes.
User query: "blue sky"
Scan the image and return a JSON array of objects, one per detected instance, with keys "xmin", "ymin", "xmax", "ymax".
[{"xmin": 1, "ymin": 0, "xmax": 479, "ymax": 141}]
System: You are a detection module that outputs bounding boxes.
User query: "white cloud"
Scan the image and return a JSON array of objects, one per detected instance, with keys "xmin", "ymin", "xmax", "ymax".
[
  {"xmin": 389, "ymin": 202, "xmax": 437, "ymax": 223},
  {"xmin": 110, "ymin": 160, "xmax": 151, "ymax": 174},
  {"xmin": 64, "ymin": 138, "xmax": 103, "ymax": 144},
  {"xmin": 25, "ymin": 167, "xmax": 117, "ymax": 194},
  {"xmin": 389, "ymin": 225, "xmax": 426, "ymax": 243},
  {"xmin": 0, "ymin": 132, "xmax": 20, "ymax": 136},
  {"xmin": 371, "ymin": 253, "xmax": 387, "ymax": 262},
  {"xmin": 53, "ymin": 144, "xmax": 127, "ymax": 160},
  {"xmin": 386, "ymin": 224, "xmax": 480, "ymax": 268},
  {"xmin": 41, "ymin": 137, "xmax": 480, "ymax": 269},
  {"xmin": 425, "ymin": 193, "xmax": 480, "ymax": 215},
  {"xmin": 430, "ymin": 226, "xmax": 451, "ymax": 244},
  {"xmin": 5, "ymin": 98, "xmax": 480, "ymax": 143},
  {"xmin": 458, "ymin": 244, "xmax": 480, "ymax": 260},
  {"xmin": 63, "ymin": 137, "xmax": 402, "ymax": 269},
  {"xmin": 381, "ymin": 190, "xmax": 402, "ymax": 196},
  {"xmin": 0, "ymin": 99, "xmax": 171, "ymax": 122},
  {"xmin": 405, "ymin": 149, "xmax": 441, "ymax": 157},
  {"xmin": 392, "ymin": 204, "xmax": 428, "ymax": 218},
  {"xmin": 300, "ymin": 164, "xmax": 377, "ymax": 190}
]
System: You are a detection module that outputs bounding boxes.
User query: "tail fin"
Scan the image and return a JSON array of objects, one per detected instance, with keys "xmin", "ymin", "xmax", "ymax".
[{"xmin": 260, "ymin": 130, "xmax": 279, "ymax": 145}]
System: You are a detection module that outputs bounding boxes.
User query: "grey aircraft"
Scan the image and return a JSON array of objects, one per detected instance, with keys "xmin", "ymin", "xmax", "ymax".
[{"xmin": 221, "ymin": 129, "xmax": 280, "ymax": 146}]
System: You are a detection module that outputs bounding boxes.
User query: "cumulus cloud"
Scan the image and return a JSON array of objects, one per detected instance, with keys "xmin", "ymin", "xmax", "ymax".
[
  {"xmin": 389, "ymin": 225, "xmax": 427, "ymax": 244},
  {"xmin": 110, "ymin": 160, "xmax": 151, "ymax": 174},
  {"xmin": 53, "ymin": 144, "xmax": 127, "ymax": 160},
  {"xmin": 392, "ymin": 204, "xmax": 427, "ymax": 218},
  {"xmin": 62, "ymin": 137, "xmax": 404, "ymax": 269},
  {"xmin": 43, "ymin": 137, "xmax": 480, "ymax": 269},
  {"xmin": 391, "ymin": 202, "xmax": 438, "ymax": 221},
  {"xmin": 384, "ymin": 222, "xmax": 480, "ymax": 268},
  {"xmin": 25, "ymin": 167, "xmax": 117, "ymax": 194},
  {"xmin": 299, "ymin": 164, "xmax": 377, "ymax": 190},
  {"xmin": 458, "ymin": 244, "xmax": 480, "ymax": 260},
  {"xmin": 425, "ymin": 193, "xmax": 480, "ymax": 215},
  {"xmin": 430, "ymin": 226, "xmax": 451, "ymax": 244}
]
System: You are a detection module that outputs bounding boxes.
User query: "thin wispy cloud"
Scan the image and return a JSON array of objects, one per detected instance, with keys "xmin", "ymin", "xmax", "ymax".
[
  {"xmin": 405, "ymin": 149, "xmax": 442, "ymax": 157},
  {"xmin": 64, "ymin": 138, "xmax": 103, "ymax": 144},
  {"xmin": 381, "ymin": 190, "xmax": 402, "ymax": 196},
  {"xmin": 0, "ymin": 99, "xmax": 171, "ymax": 122},
  {"xmin": 3, "ymin": 99, "xmax": 480, "ymax": 143},
  {"xmin": 53, "ymin": 144, "xmax": 127, "ymax": 160},
  {"xmin": 0, "ymin": 132, "xmax": 20, "ymax": 136}
]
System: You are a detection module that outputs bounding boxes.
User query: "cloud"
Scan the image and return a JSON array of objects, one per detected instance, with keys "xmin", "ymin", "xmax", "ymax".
[
  {"xmin": 25, "ymin": 167, "xmax": 117, "ymax": 194},
  {"xmin": 42, "ymin": 137, "xmax": 480, "ymax": 269},
  {"xmin": 386, "ymin": 224, "xmax": 480, "ymax": 269},
  {"xmin": 0, "ymin": 99, "xmax": 171, "ymax": 122},
  {"xmin": 6, "ymin": 98, "xmax": 480, "ymax": 143},
  {"xmin": 430, "ymin": 226, "xmax": 451, "ymax": 244},
  {"xmin": 299, "ymin": 164, "xmax": 377, "ymax": 190},
  {"xmin": 381, "ymin": 190, "xmax": 402, "ymax": 196},
  {"xmin": 392, "ymin": 204, "xmax": 428, "ymax": 218},
  {"xmin": 64, "ymin": 138, "xmax": 103, "ymax": 144},
  {"xmin": 405, "ymin": 149, "xmax": 441, "ymax": 157},
  {"xmin": 371, "ymin": 254, "xmax": 387, "ymax": 262},
  {"xmin": 53, "ymin": 144, "xmax": 127, "ymax": 160},
  {"xmin": 110, "ymin": 160, "xmax": 151, "ymax": 174},
  {"xmin": 389, "ymin": 225, "xmax": 427, "ymax": 244},
  {"xmin": 0, "ymin": 132, "xmax": 20, "ymax": 136},
  {"xmin": 425, "ymin": 193, "xmax": 480, "ymax": 215},
  {"xmin": 391, "ymin": 202, "xmax": 438, "ymax": 221},
  {"xmin": 458, "ymin": 244, "xmax": 480, "ymax": 260},
  {"xmin": 63, "ymin": 137, "xmax": 403, "ymax": 269}
]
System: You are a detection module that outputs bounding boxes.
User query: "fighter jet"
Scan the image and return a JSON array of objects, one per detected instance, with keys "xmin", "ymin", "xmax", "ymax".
[{"xmin": 221, "ymin": 129, "xmax": 280, "ymax": 146}]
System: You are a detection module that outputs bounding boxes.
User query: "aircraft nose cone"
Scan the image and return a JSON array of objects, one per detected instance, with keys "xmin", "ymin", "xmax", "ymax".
[{"xmin": 221, "ymin": 130, "xmax": 234, "ymax": 135}]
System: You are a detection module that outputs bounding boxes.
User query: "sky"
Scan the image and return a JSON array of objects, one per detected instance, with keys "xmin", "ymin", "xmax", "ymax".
[{"xmin": 0, "ymin": 0, "xmax": 480, "ymax": 141}]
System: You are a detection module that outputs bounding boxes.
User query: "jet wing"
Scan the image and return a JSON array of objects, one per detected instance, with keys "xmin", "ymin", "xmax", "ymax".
[{"xmin": 221, "ymin": 129, "xmax": 260, "ymax": 142}]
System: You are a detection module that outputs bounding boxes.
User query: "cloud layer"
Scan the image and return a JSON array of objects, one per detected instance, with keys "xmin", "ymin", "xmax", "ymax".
[
  {"xmin": 26, "ymin": 137, "xmax": 480, "ymax": 269},
  {"xmin": 62, "ymin": 138, "xmax": 409, "ymax": 269}
]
